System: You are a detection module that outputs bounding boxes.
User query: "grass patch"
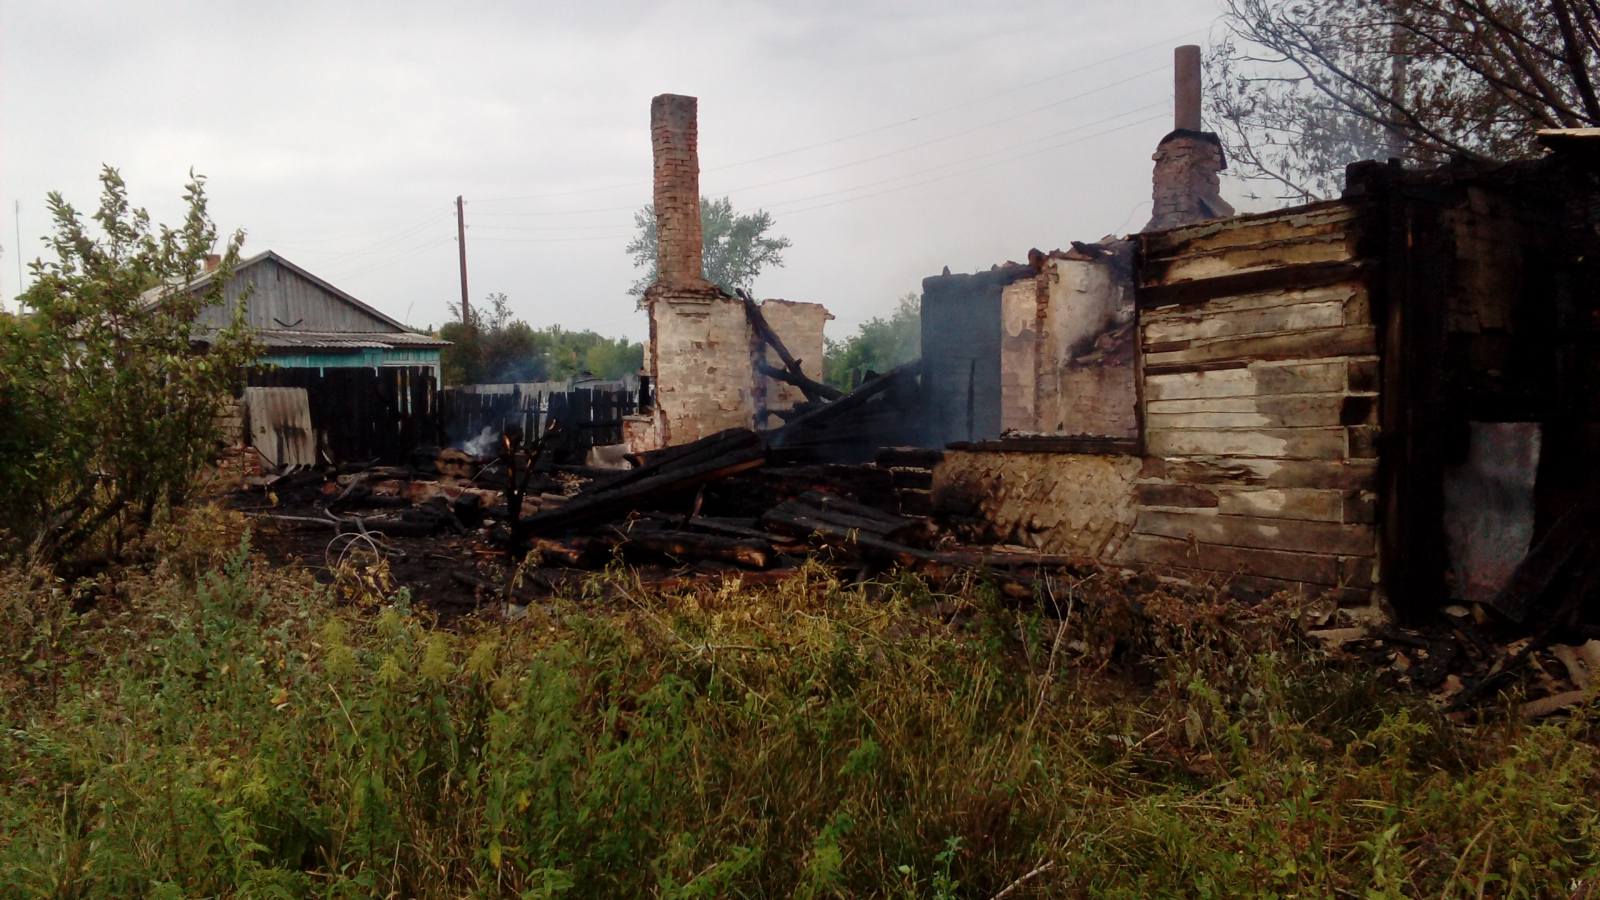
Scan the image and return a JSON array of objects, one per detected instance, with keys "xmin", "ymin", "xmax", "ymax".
[{"xmin": 3, "ymin": 509, "xmax": 1599, "ymax": 897}]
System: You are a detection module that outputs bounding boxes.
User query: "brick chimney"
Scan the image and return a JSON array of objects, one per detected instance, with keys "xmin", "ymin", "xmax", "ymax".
[
  {"xmin": 1144, "ymin": 45, "xmax": 1234, "ymax": 231},
  {"xmin": 650, "ymin": 94, "xmax": 709, "ymax": 291},
  {"xmin": 203, "ymin": 254, "xmax": 221, "ymax": 272}
]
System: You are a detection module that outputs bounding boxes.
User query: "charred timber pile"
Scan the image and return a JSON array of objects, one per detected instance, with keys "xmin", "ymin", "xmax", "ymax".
[
  {"xmin": 768, "ymin": 363, "xmax": 925, "ymax": 464},
  {"xmin": 239, "ymin": 370, "xmax": 1077, "ymax": 604},
  {"xmin": 520, "ymin": 428, "xmax": 767, "ymax": 535},
  {"xmin": 509, "ymin": 423, "xmax": 1093, "ymax": 596}
]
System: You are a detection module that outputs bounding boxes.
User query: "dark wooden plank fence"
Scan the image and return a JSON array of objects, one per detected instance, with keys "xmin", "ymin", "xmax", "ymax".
[
  {"xmin": 245, "ymin": 366, "xmax": 438, "ymax": 464},
  {"xmin": 242, "ymin": 367, "xmax": 638, "ymax": 464},
  {"xmin": 438, "ymin": 385, "xmax": 637, "ymax": 458}
]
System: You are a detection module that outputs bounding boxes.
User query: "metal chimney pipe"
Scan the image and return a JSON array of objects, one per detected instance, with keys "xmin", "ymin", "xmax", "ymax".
[{"xmin": 1175, "ymin": 45, "xmax": 1202, "ymax": 132}]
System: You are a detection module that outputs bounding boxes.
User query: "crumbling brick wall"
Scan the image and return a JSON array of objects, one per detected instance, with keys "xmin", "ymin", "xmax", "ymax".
[
  {"xmin": 1145, "ymin": 132, "xmax": 1234, "ymax": 231},
  {"xmin": 757, "ymin": 298, "xmax": 832, "ymax": 422},
  {"xmin": 1035, "ymin": 253, "xmax": 1138, "ymax": 438},
  {"xmin": 999, "ymin": 279, "xmax": 1039, "ymax": 432},
  {"xmin": 649, "ymin": 292, "xmax": 757, "ymax": 444},
  {"xmin": 926, "ymin": 251, "xmax": 1138, "ymax": 441},
  {"xmin": 639, "ymin": 93, "xmax": 829, "ymax": 447}
]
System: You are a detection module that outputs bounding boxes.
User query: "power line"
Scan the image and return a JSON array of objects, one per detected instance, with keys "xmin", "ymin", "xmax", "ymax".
[
  {"xmin": 705, "ymin": 68, "xmax": 1165, "ymax": 201},
  {"xmin": 753, "ymin": 103, "xmax": 1166, "ymax": 212},
  {"xmin": 473, "ymin": 221, "xmax": 642, "ymax": 234},
  {"xmin": 470, "ymin": 234, "xmax": 634, "ymax": 244},
  {"xmin": 319, "ymin": 235, "xmax": 455, "ymax": 282},
  {"xmin": 777, "ymin": 112, "xmax": 1167, "ymax": 217},
  {"xmin": 466, "ymin": 75, "xmax": 1165, "ymax": 222},
  {"xmin": 241, "ymin": 31, "xmax": 1201, "ymax": 280},
  {"xmin": 255, "ymin": 212, "xmax": 452, "ymax": 263},
  {"xmin": 449, "ymin": 101, "xmax": 1168, "ymax": 244},
  {"xmin": 246, "ymin": 98, "xmax": 1168, "ymax": 279},
  {"xmin": 470, "ymin": 26, "xmax": 1204, "ymax": 205}
]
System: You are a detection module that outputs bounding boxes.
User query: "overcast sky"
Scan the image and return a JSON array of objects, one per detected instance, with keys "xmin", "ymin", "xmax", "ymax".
[{"xmin": 1, "ymin": 0, "xmax": 1236, "ymax": 341}]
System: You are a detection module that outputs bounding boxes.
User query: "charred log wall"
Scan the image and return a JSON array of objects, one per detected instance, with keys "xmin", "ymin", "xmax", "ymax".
[
  {"xmin": 1346, "ymin": 156, "xmax": 1600, "ymax": 619},
  {"xmin": 1125, "ymin": 200, "xmax": 1381, "ymax": 607}
]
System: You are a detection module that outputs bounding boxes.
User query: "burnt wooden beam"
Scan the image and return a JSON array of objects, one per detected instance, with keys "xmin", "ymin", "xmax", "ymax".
[
  {"xmin": 945, "ymin": 435, "xmax": 1140, "ymax": 455},
  {"xmin": 770, "ymin": 362, "xmax": 916, "ymax": 441},
  {"xmin": 613, "ymin": 428, "xmax": 763, "ymax": 490},
  {"xmin": 619, "ymin": 529, "xmax": 774, "ymax": 569},
  {"xmin": 739, "ymin": 289, "xmax": 843, "ymax": 402},
  {"xmin": 1137, "ymin": 260, "xmax": 1369, "ymax": 309},
  {"xmin": 518, "ymin": 445, "xmax": 767, "ymax": 535},
  {"xmin": 1141, "ymin": 325, "xmax": 1377, "ymax": 374},
  {"xmin": 756, "ymin": 360, "xmax": 843, "ymax": 402}
]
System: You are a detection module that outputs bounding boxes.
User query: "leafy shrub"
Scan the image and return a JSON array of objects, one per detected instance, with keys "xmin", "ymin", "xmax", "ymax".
[{"xmin": 0, "ymin": 167, "xmax": 256, "ymax": 567}]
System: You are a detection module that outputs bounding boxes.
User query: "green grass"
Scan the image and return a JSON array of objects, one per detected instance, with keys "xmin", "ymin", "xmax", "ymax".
[{"xmin": 2, "ymin": 510, "xmax": 1599, "ymax": 897}]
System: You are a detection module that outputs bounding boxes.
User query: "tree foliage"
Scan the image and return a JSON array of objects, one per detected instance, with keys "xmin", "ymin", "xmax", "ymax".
[
  {"xmin": 1207, "ymin": 0, "xmax": 1600, "ymax": 201},
  {"xmin": 439, "ymin": 292, "xmax": 643, "ymax": 385},
  {"xmin": 625, "ymin": 196, "xmax": 792, "ymax": 296},
  {"xmin": 0, "ymin": 167, "xmax": 258, "ymax": 566},
  {"xmin": 823, "ymin": 293, "xmax": 921, "ymax": 390}
]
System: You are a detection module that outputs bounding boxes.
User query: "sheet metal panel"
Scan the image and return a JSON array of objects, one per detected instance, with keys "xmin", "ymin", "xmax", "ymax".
[{"xmin": 242, "ymin": 386, "xmax": 316, "ymax": 469}]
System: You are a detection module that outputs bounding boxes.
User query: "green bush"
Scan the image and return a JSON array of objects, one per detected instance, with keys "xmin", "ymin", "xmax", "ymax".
[{"xmin": 0, "ymin": 167, "xmax": 256, "ymax": 567}]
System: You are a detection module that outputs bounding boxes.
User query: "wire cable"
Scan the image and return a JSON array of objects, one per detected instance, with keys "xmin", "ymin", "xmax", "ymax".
[{"xmin": 471, "ymin": 26, "xmax": 1203, "ymax": 204}]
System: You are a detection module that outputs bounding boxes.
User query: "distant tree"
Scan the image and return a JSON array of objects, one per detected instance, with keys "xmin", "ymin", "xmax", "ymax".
[
  {"xmin": 440, "ymin": 293, "xmax": 542, "ymax": 385},
  {"xmin": 0, "ymin": 167, "xmax": 258, "ymax": 567},
  {"xmin": 823, "ymin": 293, "xmax": 921, "ymax": 390},
  {"xmin": 625, "ymin": 196, "xmax": 792, "ymax": 296},
  {"xmin": 1207, "ymin": 0, "xmax": 1600, "ymax": 202},
  {"xmin": 576, "ymin": 334, "xmax": 645, "ymax": 382},
  {"xmin": 439, "ymin": 293, "xmax": 643, "ymax": 385}
]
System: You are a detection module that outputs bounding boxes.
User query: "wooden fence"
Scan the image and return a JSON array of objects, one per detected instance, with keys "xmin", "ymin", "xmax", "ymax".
[
  {"xmin": 240, "ymin": 368, "xmax": 638, "ymax": 464},
  {"xmin": 439, "ymin": 385, "xmax": 637, "ymax": 458},
  {"xmin": 245, "ymin": 366, "xmax": 439, "ymax": 464}
]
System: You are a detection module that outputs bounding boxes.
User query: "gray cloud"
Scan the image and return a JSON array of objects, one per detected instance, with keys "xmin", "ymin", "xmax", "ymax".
[{"xmin": 1, "ymin": 0, "xmax": 1224, "ymax": 339}]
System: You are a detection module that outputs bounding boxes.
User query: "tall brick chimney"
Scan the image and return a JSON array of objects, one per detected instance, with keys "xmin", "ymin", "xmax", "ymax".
[
  {"xmin": 650, "ymin": 94, "xmax": 709, "ymax": 291},
  {"xmin": 1144, "ymin": 45, "xmax": 1233, "ymax": 231}
]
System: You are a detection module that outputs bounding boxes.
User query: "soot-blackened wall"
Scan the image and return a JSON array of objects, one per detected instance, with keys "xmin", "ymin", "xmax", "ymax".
[{"xmin": 921, "ymin": 265, "xmax": 1031, "ymax": 446}]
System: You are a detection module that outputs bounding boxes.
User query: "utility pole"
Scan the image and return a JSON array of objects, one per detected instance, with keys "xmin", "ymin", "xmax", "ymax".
[
  {"xmin": 455, "ymin": 195, "xmax": 471, "ymax": 333},
  {"xmin": 14, "ymin": 200, "xmax": 22, "ymax": 304}
]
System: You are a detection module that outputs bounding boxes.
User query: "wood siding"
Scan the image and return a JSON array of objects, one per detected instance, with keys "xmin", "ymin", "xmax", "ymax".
[
  {"xmin": 1122, "ymin": 201, "xmax": 1380, "ymax": 604},
  {"xmin": 196, "ymin": 257, "xmax": 401, "ymax": 333}
]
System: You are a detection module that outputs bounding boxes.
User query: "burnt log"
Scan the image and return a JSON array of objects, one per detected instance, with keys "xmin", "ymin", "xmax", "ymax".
[
  {"xmin": 518, "ymin": 444, "xmax": 768, "ymax": 535},
  {"xmin": 756, "ymin": 360, "xmax": 843, "ymax": 404},
  {"xmin": 769, "ymin": 363, "xmax": 916, "ymax": 443},
  {"xmin": 616, "ymin": 428, "xmax": 763, "ymax": 486},
  {"xmin": 621, "ymin": 530, "xmax": 774, "ymax": 569},
  {"xmin": 739, "ymin": 289, "xmax": 843, "ymax": 403},
  {"xmin": 529, "ymin": 536, "xmax": 605, "ymax": 567}
]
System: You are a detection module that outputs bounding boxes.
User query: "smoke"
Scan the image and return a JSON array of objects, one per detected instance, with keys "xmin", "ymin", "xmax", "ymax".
[{"xmin": 460, "ymin": 424, "xmax": 500, "ymax": 458}]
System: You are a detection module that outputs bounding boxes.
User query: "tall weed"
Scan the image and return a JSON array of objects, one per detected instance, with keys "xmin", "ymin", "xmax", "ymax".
[{"xmin": 2, "ymin": 514, "xmax": 1598, "ymax": 897}]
